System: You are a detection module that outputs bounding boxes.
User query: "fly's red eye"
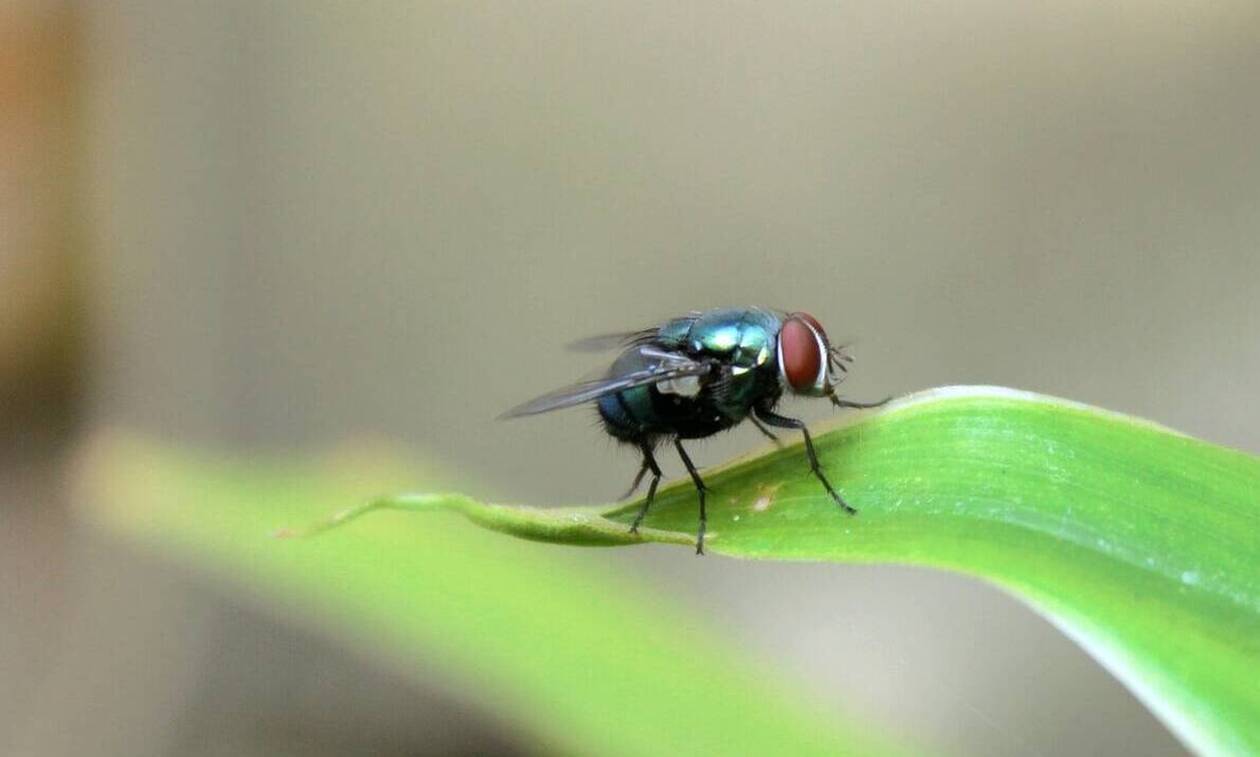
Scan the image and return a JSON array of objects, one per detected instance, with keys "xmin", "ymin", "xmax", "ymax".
[
  {"xmin": 795, "ymin": 312, "xmax": 828, "ymax": 347},
  {"xmin": 779, "ymin": 317, "xmax": 823, "ymax": 391}
]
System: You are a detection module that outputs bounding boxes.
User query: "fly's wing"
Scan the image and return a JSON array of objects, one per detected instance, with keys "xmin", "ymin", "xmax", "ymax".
[
  {"xmin": 566, "ymin": 329, "xmax": 657, "ymax": 352},
  {"xmin": 500, "ymin": 347, "xmax": 711, "ymax": 418},
  {"xmin": 566, "ymin": 311, "xmax": 702, "ymax": 351}
]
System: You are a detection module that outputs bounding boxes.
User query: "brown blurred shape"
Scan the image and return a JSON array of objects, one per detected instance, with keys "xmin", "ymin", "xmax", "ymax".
[{"xmin": 0, "ymin": 1, "xmax": 82, "ymax": 440}]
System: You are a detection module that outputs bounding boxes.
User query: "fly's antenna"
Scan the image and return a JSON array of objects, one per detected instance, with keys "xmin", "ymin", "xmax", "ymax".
[
  {"xmin": 824, "ymin": 344, "xmax": 855, "ymax": 399},
  {"xmin": 828, "ymin": 344, "xmax": 854, "ymax": 377}
]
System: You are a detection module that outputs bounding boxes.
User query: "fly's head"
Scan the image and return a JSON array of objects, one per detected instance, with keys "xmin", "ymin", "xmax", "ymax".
[{"xmin": 775, "ymin": 312, "xmax": 853, "ymax": 402}]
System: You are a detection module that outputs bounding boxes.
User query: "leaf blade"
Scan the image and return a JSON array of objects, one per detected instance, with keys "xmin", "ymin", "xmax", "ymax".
[{"xmin": 354, "ymin": 386, "xmax": 1260, "ymax": 755}]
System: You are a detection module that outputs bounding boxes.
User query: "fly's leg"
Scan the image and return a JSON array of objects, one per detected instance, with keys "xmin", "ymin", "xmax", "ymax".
[
  {"xmin": 754, "ymin": 406, "xmax": 857, "ymax": 515},
  {"xmin": 673, "ymin": 438, "xmax": 708, "ymax": 555},
  {"xmin": 629, "ymin": 442, "xmax": 662, "ymax": 534},
  {"xmin": 831, "ymin": 395, "xmax": 892, "ymax": 410},
  {"xmin": 620, "ymin": 459, "xmax": 649, "ymax": 501},
  {"xmin": 749, "ymin": 415, "xmax": 784, "ymax": 448}
]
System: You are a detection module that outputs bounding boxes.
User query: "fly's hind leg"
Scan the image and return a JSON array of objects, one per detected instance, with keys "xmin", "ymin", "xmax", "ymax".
[
  {"xmin": 629, "ymin": 441, "xmax": 662, "ymax": 534},
  {"xmin": 619, "ymin": 459, "xmax": 649, "ymax": 501}
]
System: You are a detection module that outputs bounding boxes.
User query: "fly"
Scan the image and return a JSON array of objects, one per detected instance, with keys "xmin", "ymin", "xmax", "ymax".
[{"xmin": 501, "ymin": 306, "xmax": 888, "ymax": 554}]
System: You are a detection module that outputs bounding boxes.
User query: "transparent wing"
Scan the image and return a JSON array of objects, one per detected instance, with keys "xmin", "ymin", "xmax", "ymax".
[
  {"xmin": 500, "ymin": 348, "xmax": 711, "ymax": 418},
  {"xmin": 566, "ymin": 310, "xmax": 702, "ymax": 351},
  {"xmin": 566, "ymin": 329, "xmax": 657, "ymax": 352}
]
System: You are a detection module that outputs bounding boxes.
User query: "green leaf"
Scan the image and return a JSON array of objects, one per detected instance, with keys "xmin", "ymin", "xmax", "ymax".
[
  {"xmin": 305, "ymin": 386, "xmax": 1260, "ymax": 756},
  {"xmin": 75, "ymin": 434, "xmax": 901, "ymax": 757}
]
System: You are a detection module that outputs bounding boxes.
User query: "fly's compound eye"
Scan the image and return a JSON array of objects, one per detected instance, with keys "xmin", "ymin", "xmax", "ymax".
[
  {"xmin": 778, "ymin": 315, "xmax": 828, "ymax": 394},
  {"xmin": 794, "ymin": 311, "xmax": 827, "ymax": 339}
]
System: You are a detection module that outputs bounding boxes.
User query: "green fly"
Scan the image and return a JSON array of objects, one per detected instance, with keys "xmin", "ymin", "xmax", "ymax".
[{"xmin": 502, "ymin": 307, "xmax": 887, "ymax": 554}]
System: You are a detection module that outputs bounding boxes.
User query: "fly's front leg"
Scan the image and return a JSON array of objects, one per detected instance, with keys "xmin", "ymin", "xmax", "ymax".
[
  {"xmin": 673, "ymin": 438, "xmax": 708, "ymax": 555},
  {"xmin": 629, "ymin": 442, "xmax": 662, "ymax": 534},
  {"xmin": 831, "ymin": 395, "xmax": 892, "ymax": 410},
  {"xmin": 753, "ymin": 406, "xmax": 856, "ymax": 514}
]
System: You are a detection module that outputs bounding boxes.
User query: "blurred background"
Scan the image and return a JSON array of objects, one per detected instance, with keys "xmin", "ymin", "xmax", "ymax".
[{"xmin": 5, "ymin": 0, "xmax": 1259, "ymax": 754}]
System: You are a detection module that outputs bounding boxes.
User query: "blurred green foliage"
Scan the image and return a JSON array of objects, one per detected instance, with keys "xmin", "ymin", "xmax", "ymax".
[{"xmin": 77, "ymin": 434, "xmax": 899, "ymax": 757}]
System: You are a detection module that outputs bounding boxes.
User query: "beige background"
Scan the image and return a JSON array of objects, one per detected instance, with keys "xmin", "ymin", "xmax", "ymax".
[{"xmin": 8, "ymin": 1, "xmax": 1260, "ymax": 754}]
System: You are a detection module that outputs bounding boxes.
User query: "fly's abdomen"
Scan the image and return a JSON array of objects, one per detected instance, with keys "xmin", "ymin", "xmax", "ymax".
[
  {"xmin": 598, "ymin": 383, "xmax": 696, "ymax": 441},
  {"xmin": 598, "ymin": 383, "xmax": 741, "ymax": 442},
  {"xmin": 597, "ymin": 389, "xmax": 646, "ymax": 441}
]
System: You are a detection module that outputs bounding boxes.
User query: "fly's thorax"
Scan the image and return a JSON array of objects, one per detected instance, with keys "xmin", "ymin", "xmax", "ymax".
[
  {"xmin": 681, "ymin": 308, "xmax": 780, "ymax": 363},
  {"xmin": 655, "ymin": 307, "xmax": 784, "ymax": 414}
]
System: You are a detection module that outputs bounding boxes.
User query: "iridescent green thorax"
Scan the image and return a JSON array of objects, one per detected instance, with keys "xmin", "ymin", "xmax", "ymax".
[
  {"xmin": 657, "ymin": 307, "xmax": 782, "ymax": 371},
  {"xmin": 656, "ymin": 307, "xmax": 785, "ymax": 421}
]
